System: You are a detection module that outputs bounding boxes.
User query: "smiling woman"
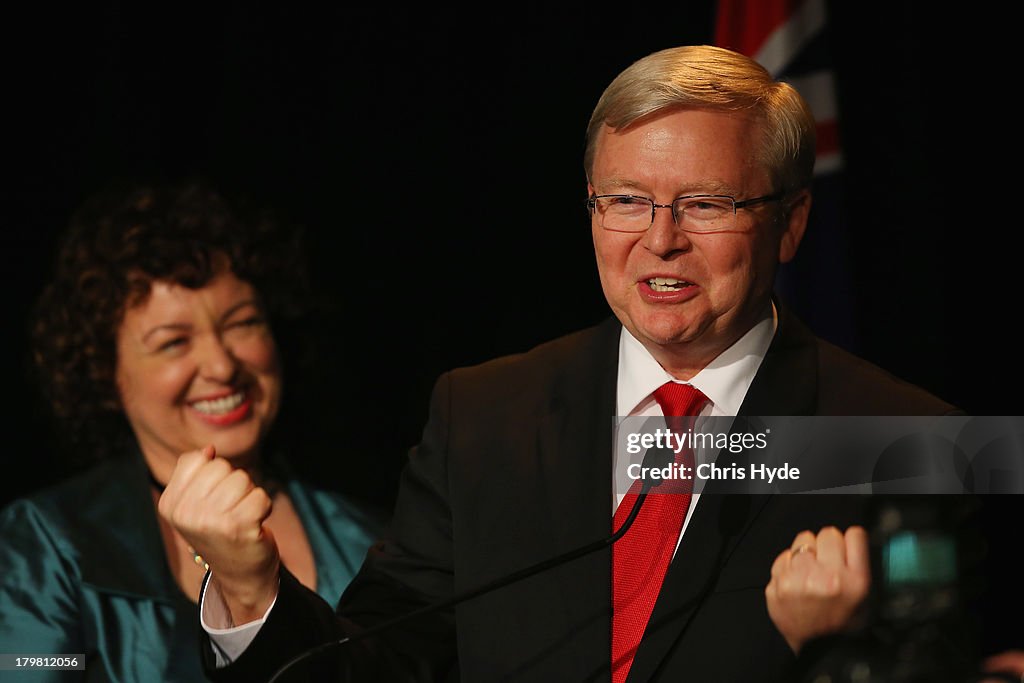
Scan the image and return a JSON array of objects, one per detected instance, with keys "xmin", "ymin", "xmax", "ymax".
[
  {"xmin": 115, "ymin": 270, "xmax": 282, "ymax": 482},
  {"xmin": 0, "ymin": 182, "xmax": 382, "ymax": 682}
]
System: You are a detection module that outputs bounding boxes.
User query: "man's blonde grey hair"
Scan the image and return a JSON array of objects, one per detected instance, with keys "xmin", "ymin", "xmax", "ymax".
[{"xmin": 584, "ymin": 45, "xmax": 815, "ymax": 194}]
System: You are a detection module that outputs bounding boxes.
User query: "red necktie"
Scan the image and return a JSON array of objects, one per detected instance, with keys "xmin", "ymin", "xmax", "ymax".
[{"xmin": 612, "ymin": 382, "xmax": 709, "ymax": 683}]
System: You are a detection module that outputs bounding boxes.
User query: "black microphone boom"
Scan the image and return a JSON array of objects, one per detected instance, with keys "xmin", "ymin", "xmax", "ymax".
[{"xmin": 267, "ymin": 446, "xmax": 678, "ymax": 683}]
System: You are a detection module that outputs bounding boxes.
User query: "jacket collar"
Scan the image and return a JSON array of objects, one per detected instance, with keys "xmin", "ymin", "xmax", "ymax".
[
  {"xmin": 72, "ymin": 451, "xmax": 184, "ymax": 604},
  {"xmin": 737, "ymin": 300, "xmax": 819, "ymax": 417}
]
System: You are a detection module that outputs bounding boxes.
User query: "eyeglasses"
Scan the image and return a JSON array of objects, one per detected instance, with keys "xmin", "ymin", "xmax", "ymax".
[{"xmin": 586, "ymin": 193, "xmax": 784, "ymax": 233}]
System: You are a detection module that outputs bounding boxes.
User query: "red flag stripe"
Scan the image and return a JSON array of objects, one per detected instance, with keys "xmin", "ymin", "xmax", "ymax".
[
  {"xmin": 752, "ymin": 0, "xmax": 826, "ymax": 77},
  {"xmin": 816, "ymin": 119, "xmax": 840, "ymax": 159},
  {"xmin": 714, "ymin": 0, "xmax": 802, "ymax": 59}
]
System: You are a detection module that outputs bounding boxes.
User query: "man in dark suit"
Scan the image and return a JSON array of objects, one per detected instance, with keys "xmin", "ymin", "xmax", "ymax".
[{"xmin": 160, "ymin": 45, "xmax": 956, "ymax": 681}]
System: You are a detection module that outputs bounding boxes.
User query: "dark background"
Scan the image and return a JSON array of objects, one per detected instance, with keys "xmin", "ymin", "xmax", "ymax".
[{"xmin": 2, "ymin": 1, "xmax": 1020, "ymax": 656}]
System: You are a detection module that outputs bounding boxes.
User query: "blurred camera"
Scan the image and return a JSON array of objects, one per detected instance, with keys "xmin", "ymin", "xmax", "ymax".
[{"xmin": 791, "ymin": 495, "xmax": 987, "ymax": 683}]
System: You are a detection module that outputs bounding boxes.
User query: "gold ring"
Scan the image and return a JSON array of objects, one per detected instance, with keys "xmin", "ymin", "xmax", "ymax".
[{"xmin": 791, "ymin": 543, "xmax": 814, "ymax": 558}]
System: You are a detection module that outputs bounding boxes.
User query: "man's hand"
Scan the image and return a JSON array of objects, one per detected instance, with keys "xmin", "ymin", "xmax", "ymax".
[
  {"xmin": 765, "ymin": 526, "xmax": 870, "ymax": 654},
  {"xmin": 158, "ymin": 445, "xmax": 281, "ymax": 625}
]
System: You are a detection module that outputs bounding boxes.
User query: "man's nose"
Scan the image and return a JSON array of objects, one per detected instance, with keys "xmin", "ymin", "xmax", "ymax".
[{"xmin": 642, "ymin": 204, "xmax": 692, "ymax": 257}]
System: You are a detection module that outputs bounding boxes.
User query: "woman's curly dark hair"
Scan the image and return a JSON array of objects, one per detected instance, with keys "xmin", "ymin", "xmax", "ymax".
[{"xmin": 31, "ymin": 180, "xmax": 312, "ymax": 465}]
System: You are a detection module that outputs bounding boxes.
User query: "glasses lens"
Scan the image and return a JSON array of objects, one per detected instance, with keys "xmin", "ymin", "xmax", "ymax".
[
  {"xmin": 594, "ymin": 196, "xmax": 652, "ymax": 233},
  {"xmin": 674, "ymin": 196, "xmax": 736, "ymax": 233}
]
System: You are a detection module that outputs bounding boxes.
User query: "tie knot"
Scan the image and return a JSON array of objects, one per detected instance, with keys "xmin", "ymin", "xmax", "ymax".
[{"xmin": 653, "ymin": 382, "xmax": 709, "ymax": 417}]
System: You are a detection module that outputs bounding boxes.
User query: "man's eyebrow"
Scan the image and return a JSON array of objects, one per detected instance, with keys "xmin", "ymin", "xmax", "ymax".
[
  {"xmin": 593, "ymin": 179, "xmax": 738, "ymax": 196},
  {"xmin": 592, "ymin": 178, "xmax": 648, "ymax": 194},
  {"xmin": 681, "ymin": 180, "xmax": 739, "ymax": 196}
]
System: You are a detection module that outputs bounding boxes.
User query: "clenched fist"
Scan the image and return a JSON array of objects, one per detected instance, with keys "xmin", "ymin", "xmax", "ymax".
[
  {"xmin": 765, "ymin": 525, "xmax": 870, "ymax": 654},
  {"xmin": 158, "ymin": 445, "xmax": 281, "ymax": 625}
]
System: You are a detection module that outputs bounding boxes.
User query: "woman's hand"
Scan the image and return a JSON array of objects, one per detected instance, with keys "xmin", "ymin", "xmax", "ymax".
[{"xmin": 158, "ymin": 445, "xmax": 281, "ymax": 625}]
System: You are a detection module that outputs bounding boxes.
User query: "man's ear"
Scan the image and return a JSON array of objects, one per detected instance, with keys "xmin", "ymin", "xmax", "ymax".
[{"xmin": 778, "ymin": 190, "xmax": 811, "ymax": 264}]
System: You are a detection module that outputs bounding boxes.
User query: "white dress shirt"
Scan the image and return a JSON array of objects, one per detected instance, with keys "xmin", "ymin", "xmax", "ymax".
[{"xmin": 613, "ymin": 307, "xmax": 776, "ymax": 551}]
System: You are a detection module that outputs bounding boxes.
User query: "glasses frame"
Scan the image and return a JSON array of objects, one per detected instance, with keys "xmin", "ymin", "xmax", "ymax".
[{"xmin": 585, "ymin": 192, "xmax": 785, "ymax": 233}]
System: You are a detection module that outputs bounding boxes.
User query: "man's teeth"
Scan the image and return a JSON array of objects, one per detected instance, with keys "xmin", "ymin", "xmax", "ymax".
[
  {"xmin": 648, "ymin": 277, "xmax": 691, "ymax": 292},
  {"xmin": 191, "ymin": 392, "xmax": 245, "ymax": 415}
]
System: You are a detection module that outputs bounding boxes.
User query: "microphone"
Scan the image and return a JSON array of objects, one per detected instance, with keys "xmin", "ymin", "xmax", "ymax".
[{"xmin": 267, "ymin": 445, "xmax": 678, "ymax": 683}]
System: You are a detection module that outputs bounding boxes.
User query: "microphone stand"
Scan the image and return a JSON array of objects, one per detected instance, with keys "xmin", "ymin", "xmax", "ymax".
[{"xmin": 268, "ymin": 447, "xmax": 677, "ymax": 683}]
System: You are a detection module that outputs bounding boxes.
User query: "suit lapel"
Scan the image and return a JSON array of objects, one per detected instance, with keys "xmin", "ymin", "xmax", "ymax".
[
  {"xmin": 624, "ymin": 303, "xmax": 820, "ymax": 681},
  {"xmin": 533, "ymin": 318, "xmax": 620, "ymax": 679},
  {"xmin": 736, "ymin": 303, "xmax": 818, "ymax": 417}
]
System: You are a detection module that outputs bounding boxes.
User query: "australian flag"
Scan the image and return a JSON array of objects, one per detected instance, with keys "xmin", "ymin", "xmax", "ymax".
[{"xmin": 715, "ymin": 0, "xmax": 856, "ymax": 350}]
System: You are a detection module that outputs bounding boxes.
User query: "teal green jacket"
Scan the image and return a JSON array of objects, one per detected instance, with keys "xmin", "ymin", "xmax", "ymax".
[{"xmin": 0, "ymin": 454, "xmax": 382, "ymax": 682}]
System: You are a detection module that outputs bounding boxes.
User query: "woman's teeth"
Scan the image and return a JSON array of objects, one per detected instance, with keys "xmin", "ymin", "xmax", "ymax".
[{"xmin": 191, "ymin": 392, "xmax": 245, "ymax": 415}]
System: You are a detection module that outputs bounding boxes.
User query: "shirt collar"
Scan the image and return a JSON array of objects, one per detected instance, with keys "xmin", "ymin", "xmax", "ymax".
[{"xmin": 616, "ymin": 303, "xmax": 777, "ymax": 416}]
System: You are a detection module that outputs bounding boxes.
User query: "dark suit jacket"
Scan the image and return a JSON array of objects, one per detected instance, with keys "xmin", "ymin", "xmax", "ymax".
[{"xmin": 204, "ymin": 307, "xmax": 956, "ymax": 682}]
